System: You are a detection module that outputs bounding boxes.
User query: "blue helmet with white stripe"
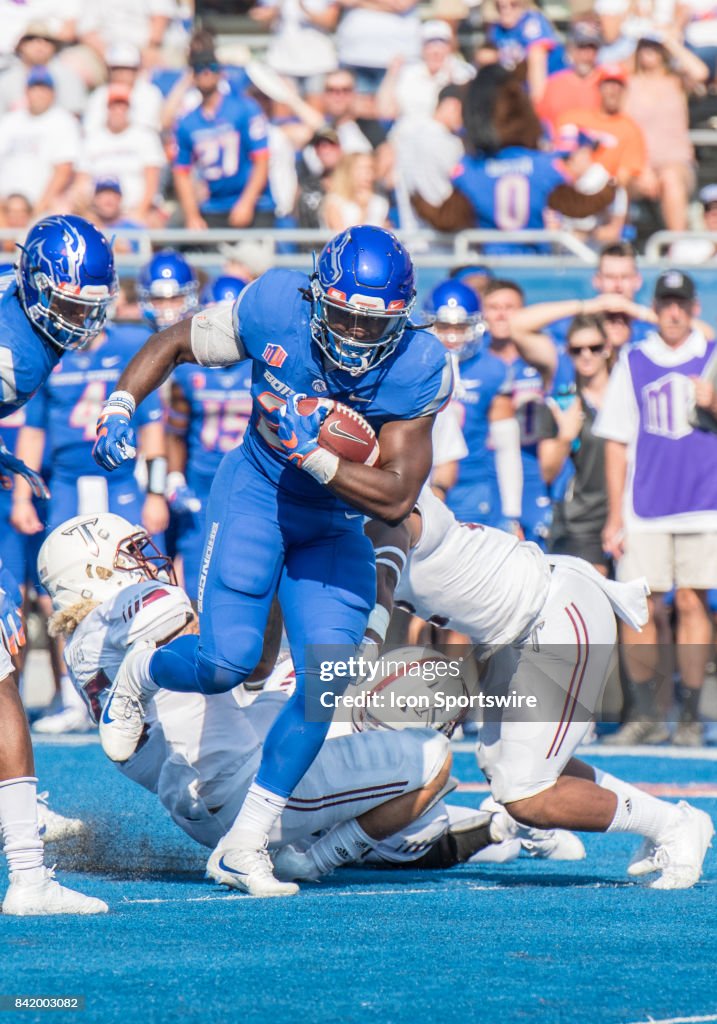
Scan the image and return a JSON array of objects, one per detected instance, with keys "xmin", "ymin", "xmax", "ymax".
[
  {"xmin": 424, "ymin": 279, "xmax": 484, "ymax": 360},
  {"xmin": 138, "ymin": 250, "xmax": 199, "ymax": 329},
  {"xmin": 200, "ymin": 274, "xmax": 248, "ymax": 308},
  {"xmin": 310, "ymin": 226, "xmax": 416, "ymax": 376},
  {"xmin": 16, "ymin": 215, "xmax": 118, "ymax": 351}
]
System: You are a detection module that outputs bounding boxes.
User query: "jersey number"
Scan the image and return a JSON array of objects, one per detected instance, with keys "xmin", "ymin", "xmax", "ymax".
[
  {"xmin": 199, "ymin": 397, "xmax": 253, "ymax": 453},
  {"xmin": 194, "ymin": 131, "xmax": 240, "ymax": 182},
  {"xmin": 69, "ymin": 381, "xmax": 107, "ymax": 441},
  {"xmin": 494, "ymin": 174, "xmax": 530, "ymax": 231}
]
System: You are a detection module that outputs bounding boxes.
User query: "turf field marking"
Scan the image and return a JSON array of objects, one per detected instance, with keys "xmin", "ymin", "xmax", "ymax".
[{"xmin": 626, "ymin": 1014, "xmax": 717, "ymax": 1023}]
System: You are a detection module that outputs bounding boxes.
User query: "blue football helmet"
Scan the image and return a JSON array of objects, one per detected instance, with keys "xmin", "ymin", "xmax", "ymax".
[
  {"xmin": 16, "ymin": 215, "xmax": 118, "ymax": 351},
  {"xmin": 138, "ymin": 250, "xmax": 199, "ymax": 330},
  {"xmin": 424, "ymin": 279, "xmax": 484, "ymax": 360},
  {"xmin": 310, "ymin": 226, "xmax": 416, "ymax": 376},
  {"xmin": 200, "ymin": 274, "xmax": 248, "ymax": 308}
]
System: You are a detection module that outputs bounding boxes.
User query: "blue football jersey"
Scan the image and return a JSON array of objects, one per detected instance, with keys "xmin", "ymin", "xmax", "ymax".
[
  {"xmin": 234, "ymin": 268, "xmax": 453, "ymax": 504},
  {"xmin": 25, "ymin": 324, "xmax": 161, "ymax": 481},
  {"xmin": 446, "ymin": 349, "xmax": 509, "ymax": 523},
  {"xmin": 171, "ymin": 361, "xmax": 253, "ymax": 487},
  {"xmin": 0, "ymin": 275, "xmax": 59, "ymax": 418},
  {"xmin": 174, "ymin": 93, "xmax": 272, "ymax": 215},
  {"xmin": 452, "ymin": 147, "xmax": 568, "ymax": 254},
  {"xmin": 489, "ymin": 11, "xmax": 565, "ymax": 74}
]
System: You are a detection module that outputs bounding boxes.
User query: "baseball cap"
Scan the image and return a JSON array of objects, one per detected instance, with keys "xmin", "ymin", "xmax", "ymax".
[
  {"xmin": 311, "ymin": 125, "xmax": 340, "ymax": 147},
  {"xmin": 597, "ymin": 63, "xmax": 628, "ymax": 85},
  {"xmin": 27, "ymin": 65, "xmax": 54, "ymax": 89},
  {"xmin": 106, "ymin": 42, "xmax": 141, "ymax": 69},
  {"xmin": 108, "ymin": 83, "xmax": 131, "ymax": 105},
  {"xmin": 17, "ymin": 20, "xmax": 61, "ymax": 49},
  {"xmin": 569, "ymin": 20, "xmax": 603, "ymax": 47},
  {"xmin": 94, "ymin": 177, "xmax": 122, "ymax": 195},
  {"xmin": 654, "ymin": 269, "xmax": 696, "ymax": 302},
  {"xmin": 699, "ymin": 184, "xmax": 717, "ymax": 207},
  {"xmin": 422, "ymin": 19, "xmax": 453, "ymax": 44}
]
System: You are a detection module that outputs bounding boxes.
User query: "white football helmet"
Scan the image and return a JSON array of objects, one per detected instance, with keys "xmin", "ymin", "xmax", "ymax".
[{"xmin": 38, "ymin": 513, "xmax": 176, "ymax": 611}]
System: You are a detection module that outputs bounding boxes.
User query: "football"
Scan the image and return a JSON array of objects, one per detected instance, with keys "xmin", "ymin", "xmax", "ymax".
[{"xmin": 298, "ymin": 398, "xmax": 380, "ymax": 465}]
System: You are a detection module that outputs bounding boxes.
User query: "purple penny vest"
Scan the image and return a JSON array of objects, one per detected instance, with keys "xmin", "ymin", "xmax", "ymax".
[{"xmin": 628, "ymin": 341, "xmax": 717, "ymax": 520}]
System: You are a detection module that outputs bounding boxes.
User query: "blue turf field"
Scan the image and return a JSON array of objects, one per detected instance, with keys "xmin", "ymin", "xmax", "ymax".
[{"xmin": 2, "ymin": 741, "xmax": 715, "ymax": 1024}]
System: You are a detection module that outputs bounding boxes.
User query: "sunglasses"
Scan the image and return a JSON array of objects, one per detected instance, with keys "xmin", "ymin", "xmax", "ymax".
[
  {"xmin": 568, "ymin": 342, "xmax": 606, "ymax": 356},
  {"xmin": 325, "ymin": 84, "xmax": 353, "ymax": 94},
  {"xmin": 193, "ymin": 63, "xmax": 221, "ymax": 74}
]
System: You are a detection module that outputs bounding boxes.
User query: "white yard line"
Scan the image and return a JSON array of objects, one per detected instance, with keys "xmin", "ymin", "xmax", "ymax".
[{"xmin": 626, "ymin": 1015, "xmax": 717, "ymax": 1024}]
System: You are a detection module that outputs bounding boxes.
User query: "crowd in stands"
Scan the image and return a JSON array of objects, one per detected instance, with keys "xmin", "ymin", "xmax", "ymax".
[
  {"xmin": 3, "ymin": 1, "xmax": 717, "ymax": 750},
  {"xmin": 1, "ymin": 0, "xmax": 717, "ymax": 250}
]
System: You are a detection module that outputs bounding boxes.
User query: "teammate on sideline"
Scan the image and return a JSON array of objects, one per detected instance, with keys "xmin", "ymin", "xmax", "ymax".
[
  {"xmin": 92, "ymin": 225, "xmax": 453, "ymax": 897},
  {"xmin": 0, "ymin": 214, "xmax": 116, "ymax": 915},
  {"xmin": 277, "ymin": 487, "xmax": 713, "ymax": 890}
]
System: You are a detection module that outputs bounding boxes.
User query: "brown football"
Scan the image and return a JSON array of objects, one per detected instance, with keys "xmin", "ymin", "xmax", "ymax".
[{"xmin": 297, "ymin": 398, "xmax": 380, "ymax": 465}]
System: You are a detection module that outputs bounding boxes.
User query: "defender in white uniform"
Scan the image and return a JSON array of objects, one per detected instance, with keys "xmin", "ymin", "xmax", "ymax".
[
  {"xmin": 38, "ymin": 514, "xmax": 467, "ymax": 875},
  {"xmin": 370, "ymin": 486, "xmax": 714, "ymax": 889}
]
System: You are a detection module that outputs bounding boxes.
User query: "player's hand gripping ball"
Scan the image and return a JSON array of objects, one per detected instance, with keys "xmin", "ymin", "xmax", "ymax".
[{"xmin": 297, "ymin": 398, "xmax": 380, "ymax": 466}]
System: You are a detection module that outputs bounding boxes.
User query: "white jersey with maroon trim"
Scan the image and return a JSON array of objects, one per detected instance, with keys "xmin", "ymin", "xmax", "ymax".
[
  {"xmin": 395, "ymin": 486, "xmax": 551, "ymax": 648},
  {"xmin": 64, "ymin": 580, "xmax": 194, "ymax": 722}
]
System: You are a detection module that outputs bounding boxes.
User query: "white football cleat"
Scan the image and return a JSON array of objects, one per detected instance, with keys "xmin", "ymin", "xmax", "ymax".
[
  {"xmin": 481, "ymin": 796, "xmax": 586, "ymax": 860},
  {"xmin": 273, "ymin": 844, "xmax": 322, "ymax": 882},
  {"xmin": 33, "ymin": 705, "xmax": 95, "ymax": 735},
  {"xmin": 520, "ymin": 828, "xmax": 586, "ymax": 861},
  {"xmin": 627, "ymin": 837, "xmax": 658, "ymax": 877},
  {"xmin": 100, "ymin": 640, "xmax": 156, "ymax": 762},
  {"xmin": 36, "ymin": 792, "xmax": 86, "ymax": 843},
  {"xmin": 2, "ymin": 868, "xmax": 108, "ymax": 916},
  {"xmin": 467, "ymin": 838, "xmax": 522, "ymax": 863},
  {"xmin": 648, "ymin": 802, "xmax": 714, "ymax": 890},
  {"xmin": 207, "ymin": 841, "xmax": 299, "ymax": 897}
]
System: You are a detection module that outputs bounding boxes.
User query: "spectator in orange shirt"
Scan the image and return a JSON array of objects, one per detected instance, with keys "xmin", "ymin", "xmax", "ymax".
[
  {"xmin": 557, "ymin": 64, "xmax": 649, "ymax": 193},
  {"xmin": 537, "ymin": 19, "xmax": 602, "ymax": 135}
]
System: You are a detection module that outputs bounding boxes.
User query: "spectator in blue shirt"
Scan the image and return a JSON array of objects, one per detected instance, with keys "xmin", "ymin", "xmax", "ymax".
[
  {"xmin": 172, "ymin": 46, "xmax": 273, "ymax": 230},
  {"xmin": 488, "ymin": 0, "xmax": 565, "ymax": 102}
]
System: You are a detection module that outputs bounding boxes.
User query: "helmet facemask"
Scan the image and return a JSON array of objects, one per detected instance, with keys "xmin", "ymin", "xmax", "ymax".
[
  {"xmin": 432, "ymin": 304, "xmax": 485, "ymax": 361},
  {"xmin": 115, "ymin": 530, "xmax": 177, "ymax": 585},
  {"xmin": 310, "ymin": 277, "xmax": 415, "ymax": 376},
  {"xmin": 20, "ymin": 267, "xmax": 116, "ymax": 351}
]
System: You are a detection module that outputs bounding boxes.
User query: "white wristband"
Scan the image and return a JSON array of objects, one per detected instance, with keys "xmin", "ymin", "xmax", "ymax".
[
  {"xmin": 106, "ymin": 390, "xmax": 136, "ymax": 418},
  {"xmin": 301, "ymin": 447, "xmax": 339, "ymax": 485},
  {"xmin": 166, "ymin": 471, "xmax": 187, "ymax": 496},
  {"xmin": 366, "ymin": 605, "xmax": 390, "ymax": 643}
]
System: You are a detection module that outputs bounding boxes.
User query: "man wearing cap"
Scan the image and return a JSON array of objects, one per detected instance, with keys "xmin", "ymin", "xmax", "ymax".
[
  {"xmin": 536, "ymin": 20, "xmax": 602, "ymax": 134},
  {"xmin": 669, "ymin": 185, "xmax": 717, "ymax": 265},
  {"xmin": 376, "ymin": 19, "xmax": 474, "ymax": 122},
  {"xmin": 0, "ymin": 67, "xmax": 79, "ymax": 216},
  {"xmin": 0, "ymin": 20, "xmax": 86, "ymax": 117},
  {"xmin": 596, "ymin": 270, "xmax": 717, "ymax": 746},
  {"xmin": 83, "ymin": 43, "xmax": 163, "ymax": 135},
  {"xmin": 557, "ymin": 64, "xmax": 648, "ymax": 191},
  {"xmin": 173, "ymin": 49, "xmax": 273, "ymax": 231},
  {"xmin": 75, "ymin": 83, "xmax": 165, "ymax": 224},
  {"xmin": 87, "ymin": 179, "xmax": 144, "ymax": 254}
]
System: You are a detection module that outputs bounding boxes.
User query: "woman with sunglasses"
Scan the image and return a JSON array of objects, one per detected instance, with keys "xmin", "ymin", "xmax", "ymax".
[{"xmin": 538, "ymin": 314, "xmax": 613, "ymax": 574}]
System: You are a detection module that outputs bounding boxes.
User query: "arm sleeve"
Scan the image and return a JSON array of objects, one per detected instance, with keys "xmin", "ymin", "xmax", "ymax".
[
  {"xmin": 108, "ymin": 584, "xmax": 194, "ymax": 649},
  {"xmin": 432, "ymin": 404, "xmax": 468, "ymax": 467},
  {"xmin": 489, "ymin": 417, "xmax": 523, "ymax": 520},
  {"xmin": 190, "ymin": 301, "xmax": 247, "ymax": 367},
  {"xmin": 592, "ymin": 355, "xmax": 638, "ymax": 443}
]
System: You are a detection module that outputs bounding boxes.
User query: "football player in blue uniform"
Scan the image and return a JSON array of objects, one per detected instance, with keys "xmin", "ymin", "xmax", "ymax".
[
  {"xmin": 167, "ymin": 273, "xmax": 251, "ymax": 601},
  {"xmin": 425, "ymin": 279, "xmax": 523, "ymax": 533},
  {"xmin": 93, "ymin": 225, "xmax": 453, "ymax": 896},
  {"xmin": 0, "ymin": 214, "xmax": 115, "ymax": 915}
]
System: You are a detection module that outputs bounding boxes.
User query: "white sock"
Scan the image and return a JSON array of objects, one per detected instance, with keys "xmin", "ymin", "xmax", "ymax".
[
  {"xmin": 0, "ymin": 777, "xmax": 44, "ymax": 879},
  {"xmin": 597, "ymin": 769, "xmax": 681, "ymax": 843},
  {"xmin": 223, "ymin": 781, "xmax": 287, "ymax": 848},
  {"xmin": 309, "ymin": 819, "xmax": 374, "ymax": 875}
]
